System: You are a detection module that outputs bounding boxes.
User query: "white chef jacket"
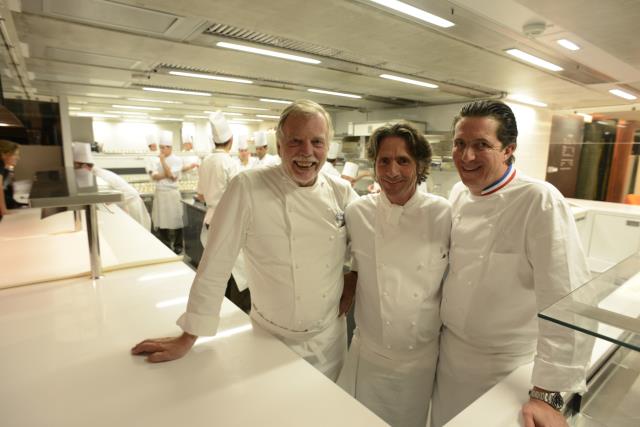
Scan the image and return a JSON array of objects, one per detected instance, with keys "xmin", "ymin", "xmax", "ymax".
[
  {"xmin": 338, "ymin": 190, "xmax": 450, "ymax": 427},
  {"xmin": 197, "ymin": 150, "xmax": 238, "ymax": 225},
  {"xmin": 181, "ymin": 152, "xmax": 201, "ymax": 180},
  {"xmin": 253, "ymin": 153, "xmax": 280, "ymax": 168},
  {"xmin": 93, "ymin": 166, "xmax": 151, "ymax": 230},
  {"xmin": 151, "ymin": 155, "xmax": 184, "ymax": 229},
  {"xmin": 431, "ymin": 171, "xmax": 592, "ymax": 427},
  {"xmin": 234, "ymin": 156, "xmax": 257, "ymax": 172},
  {"xmin": 177, "ymin": 165, "xmax": 358, "ymax": 376}
]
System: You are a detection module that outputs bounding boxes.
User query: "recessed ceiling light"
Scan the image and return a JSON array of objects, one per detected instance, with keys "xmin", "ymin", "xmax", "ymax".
[
  {"xmin": 260, "ymin": 98, "xmax": 292, "ymax": 104},
  {"xmin": 128, "ymin": 98, "xmax": 183, "ymax": 104},
  {"xmin": 256, "ymin": 114, "xmax": 280, "ymax": 119},
  {"xmin": 507, "ymin": 94, "xmax": 548, "ymax": 107},
  {"xmin": 366, "ymin": 0, "xmax": 454, "ymax": 28},
  {"xmin": 217, "ymin": 41, "xmax": 321, "ymax": 64},
  {"xmin": 228, "ymin": 105, "xmax": 269, "ymax": 111},
  {"xmin": 308, "ymin": 88, "xmax": 362, "ymax": 99},
  {"xmin": 556, "ymin": 39, "xmax": 580, "ymax": 51},
  {"xmin": 505, "ymin": 49, "xmax": 563, "ymax": 72},
  {"xmin": 379, "ymin": 73, "xmax": 438, "ymax": 88},
  {"xmin": 112, "ymin": 104, "xmax": 162, "ymax": 111},
  {"xmin": 168, "ymin": 70, "xmax": 253, "ymax": 84},
  {"xmin": 142, "ymin": 87, "xmax": 212, "ymax": 97},
  {"xmin": 609, "ymin": 89, "xmax": 637, "ymax": 100}
]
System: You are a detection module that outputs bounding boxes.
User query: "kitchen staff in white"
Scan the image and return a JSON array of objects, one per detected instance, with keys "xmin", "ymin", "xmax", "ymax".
[
  {"xmin": 234, "ymin": 134, "xmax": 256, "ymax": 172},
  {"xmin": 196, "ymin": 111, "xmax": 239, "ymax": 241},
  {"xmin": 337, "ymin": 122, "xmax": 450, "ymax": 427},
  {"xmin": 321, "ymin": 142, "xmax": 341, "ymax": 177},
  {"xmin": 144, "ymin": 133, "xmax": 160, "ymax": 174},
  {"xmin": 253, "ymin": 131, "xmax": 280, "ymax": 167},
  {"xmin": 150, "ymin": 130, "xmax": 185, "ymax": 254},
  {"xmin": 72, "ymin": 142, "xmax": 151, "ymax": 230},
  {"xmin": 431, "ymin": 100, "xmax": 592, "ymax": 427},
  {"xmin": 132, "ymin": 100, "xmax": 358, "ymax": 380},
  {"xmin": 181, "ymin": 137, "xmax": 200, "ymax": 180}
]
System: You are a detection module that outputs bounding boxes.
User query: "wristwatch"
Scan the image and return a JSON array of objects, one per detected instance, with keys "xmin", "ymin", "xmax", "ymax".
[{"xmin": 528, "ymin": 389, "xmax": 564, "ymax": 411}]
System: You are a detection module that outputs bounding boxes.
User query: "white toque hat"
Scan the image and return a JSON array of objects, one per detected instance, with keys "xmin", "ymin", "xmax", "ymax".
[
  {"xmin": 145, "ymin": 133, "xmax": 158, "ymax": 146},
  {"xmin": 327, "ymin": 142, "xmax": 340, "ymax": 160},
  {"xmin": 342, "ymin": 161, "xmax": 359, "ymax": 179},
  {"xmin": 72, "ymin": 142, "xmax": 94, "ymax": 164},
  {"xmin": 254, "ymin": 131, "xmax": 268, "ymax": 147},
  {"xmin": 159, "ymin": 130, "xmax": 173, "ymax": 147},
  {"xmin": 209, "ymin": 112, "xmax": 233, "ymax": 144},
  {"xmin": 236, "ymin": 134, "xmax": 249, "ymax": 150}
]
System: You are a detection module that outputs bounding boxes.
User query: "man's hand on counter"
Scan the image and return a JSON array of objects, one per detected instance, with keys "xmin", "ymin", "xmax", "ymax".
[
  {"xmin": 131, "ymin": 332, "xmax": 198, "ymax": 363},
  {"xmin": 521, "ymin": 398, "xmax": 568, "ymax": 427}
]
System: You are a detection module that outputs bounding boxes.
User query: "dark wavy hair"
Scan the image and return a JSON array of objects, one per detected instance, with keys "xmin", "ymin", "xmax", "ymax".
[
  {"xmin": 367, "ymin": 121, "xmax": 431, "ymax": 184},
  {"xmin": 453, "ymin": 100, "xmax": 518, "ymax": 164}
]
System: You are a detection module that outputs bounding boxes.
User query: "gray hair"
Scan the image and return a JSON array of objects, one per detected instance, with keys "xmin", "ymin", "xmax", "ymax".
[{"xmin": 276, "ymin": 99, "xmax": 333, "ymax": 144}]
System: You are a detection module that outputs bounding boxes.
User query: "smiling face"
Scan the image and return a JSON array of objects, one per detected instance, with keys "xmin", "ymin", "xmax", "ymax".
[
  {"xmin": 375, "ymin": 136, "xmax": 417, "ymax": 205},
  {"xmin": 278, "ymin": 112, "xmax": 328, "ymax": 187},
  {"xmin": 452, "ymin": 116, "xmax": 515, "ymax": 195}
]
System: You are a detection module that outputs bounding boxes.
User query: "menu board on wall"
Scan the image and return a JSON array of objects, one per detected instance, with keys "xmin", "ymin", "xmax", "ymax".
[{"xmin": 545, "ymin": 115, "xmax": 584, "ymax": 198}]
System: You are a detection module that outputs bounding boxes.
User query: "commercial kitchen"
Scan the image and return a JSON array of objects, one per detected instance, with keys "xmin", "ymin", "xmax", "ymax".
[{"xmin": 0, "ymin": 1, "xmax": 639, "ymax": 426}]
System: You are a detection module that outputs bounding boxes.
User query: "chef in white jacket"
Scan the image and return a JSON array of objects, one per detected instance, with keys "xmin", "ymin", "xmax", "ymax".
[
  {"xmin": 132, "ymin": 100, "xmax": 358, "ymax": 381},
  {"xmin": 337, "ymin": 122, "xmax": 450, "ymax": 427},
  {"xmin": 321, "ymin": 142, "xmax": 341, "ymax": 177},
  {"xmin": 234, "ymin": 134, "xmax": 256, "ymax": 172},
  {"xmin": 72, "ymin": 142, "xmax": 151, "ymax": 230},
  {"xmin": 431, "ymin": 100, "xmax": 592, "ymax": 427},
  {"xmin": 150, "ymin": 130, "xmax": 185, "ymax": 254},
  {"xmin": 253, "ymin": 131, "xmax": 280, "ymax": 168}
]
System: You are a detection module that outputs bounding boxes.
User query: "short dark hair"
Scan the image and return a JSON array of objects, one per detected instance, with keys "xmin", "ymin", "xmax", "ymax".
[
  {"xmin": 367, "ymin": 121, "xmax": 432, "ymax": 184},
  {"xmin": 453, "ymin": 100, "xmax": 518, "ymax": 164}
]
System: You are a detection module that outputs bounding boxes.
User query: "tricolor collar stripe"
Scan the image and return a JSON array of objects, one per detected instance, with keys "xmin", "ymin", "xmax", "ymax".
[{"xmin": 481, "ymin": 165, "xmax": 516, "ymax": 196}]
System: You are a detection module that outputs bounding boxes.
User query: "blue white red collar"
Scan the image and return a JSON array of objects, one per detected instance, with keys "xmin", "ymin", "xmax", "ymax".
[{"xmin": 481, "ymin": 164, "xmax": 516, "ymax": 196}]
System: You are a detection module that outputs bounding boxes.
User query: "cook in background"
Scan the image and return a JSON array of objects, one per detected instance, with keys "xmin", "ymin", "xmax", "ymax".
[
  {"xmin": 132, "ymin": 100, "xmax": 358, "ymax": 382},
  {"xmin": 144, "ymin": 133, "xmax": 160, "ymax": 175},
  {"xmin": 72, "ymin": 142, "xmax": 151, "ymax": 230},
  {"xmin": 234, "ymin": 134, "xmax": 256, "ymax": 172},
  {"xmin": 337, "ymin": 122, "xmax": 450, "ymax": 427},
  {"xmin": 0, "ymin": 140, "xmax": 24, "ymax": 219},
  {"xmin": 180, "ymin": 136, "xmax": 201, "ymax": 180},
  {"xmin": 431, "ymin": 100, "xmax": 592, "ymax": 427},
  {"xmin": 149, "ymin": 131, "xmax": 185, "ymax": 254},
  {"xmin": 320, "ymin": 142, "xmax": 342, "ymax": 177},
  {"xmin": 253, "ymin": 130, "xmax": 280, "ymax": 168}
]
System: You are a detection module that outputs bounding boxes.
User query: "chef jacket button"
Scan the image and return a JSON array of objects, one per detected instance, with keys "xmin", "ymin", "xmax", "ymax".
[
  {"xmin": 408, "ymin": 345, "xmax": 414, "ymax": 350},
  {"xmin": 417, "ymin": 262, "xmax": 424, "ymax": 270},
  {"xmin": 467, "ymin": 281, "xmax": 472, "ymax": 285},
  {"xmin": 386, "ymin": 345, "xmax": 392, "ymax": 350},
  {"xmin": 546, "ymin": 203, "xmax": 552, "ymax": 209},
  {"xmin": 488, "ymin": 223, "xmax": 494, "ymax": 228},
  {"xmin": 411, "ymin": 321, "xmax": 416, "ymax": 326},
  {"xmin": 329, "ymin": 235, "xmax": 335, "ymax": 240},
  {"xmin": 297, "ymin": 320, "xmax": 303, "ymax": 325},
  {"xmin": 479, "ymin": 254, "xmax": 484, "ymax": 259},
  {"xmin": 385, "ymin": 320, "xmax": 391, "ymax": 326},
  {"xmin": 383, "ymin": 291, "xmax": 389, "ymax": 297}
]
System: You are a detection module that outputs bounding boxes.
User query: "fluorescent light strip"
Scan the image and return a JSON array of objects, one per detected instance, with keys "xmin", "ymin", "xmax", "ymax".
[
  {"xmin": 556, "ymin": 39, "xmax": 580, "ymax": 51},
  {"xmin": 128, "ymin": 98, "xmax": 182, "ymax": 104},
  {"xmin": 217, "ymin": 41, "xmax": 321, "ymax": 64},
  {"xmin": 260, "ymin": 98, "xmax": 292, "ymax": 104},
  {"xmin": 68, "ymin": 106, "xmax": 81, "ymax": 111},
  {"xmin": 105, "ymin": 110, "xmax": 147, "ymax": 115},
  {"xmin": 379, "ymin": 73, "xmax": 438, "ymax": 88},
  {"xmin": 185, "ymin": 115, "xmax": 209, "ymax": 119},
  {"xmin": 85, "ymin": 92, "xmax": 120, "ymax": 98},
  {"xmin": 507, "ymin": 94, "xmax": 548, "ymax": 107},
  {"xmin": 150, "ymin": 117, "xmax": 183, "ymax": 122},
  {"xmin": 71, "ymin": 113, "xmax": 120, "ymax": 118},
  {"xmin": 204, "ymin": 111, "xmax": 243, "ymax": 116},
  {"xmin": 228, "ymin": 118, "xmax": 264, "ymax": 122},
  {"xmin": 308, "ymin": 88, "xmax": 362, "ymax": 99},
  {"xmin": 367, "ymin": 0, "xmax": 454, "ymax": 28},
  {"xmin": 228, "ymin": 105, "xmax": 269, "ymax": 111},
  {"xmin": 143, "ymin": 87, "xmax": 211, "ymax": 97},
  {"xmin": 168, "ymin": 70, "xmax": 253, "ymax": 84},
  {"xmin": 256, "ymin": 114, "xmax": 280, "ymax": 119},
  {"xmin": 609, "ymin": 89, "xmax": 637, "ymax": 100},
  {"xmin": 505, "ymin": 49, "xmax": 563, "ymax": 72},
  {"xmin": 112, "ymin": 104, "xmax": 162, "ymax": 111}
]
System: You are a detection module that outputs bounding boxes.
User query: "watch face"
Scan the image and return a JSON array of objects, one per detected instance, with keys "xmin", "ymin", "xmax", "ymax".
[{"xmin": 550, "ymin": 393, "xmax": 564, "ymax": 410}]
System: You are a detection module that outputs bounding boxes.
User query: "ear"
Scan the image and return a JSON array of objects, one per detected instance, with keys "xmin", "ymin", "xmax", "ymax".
[{"xmin": 503, "ymin": 143, "xmax": 516, "ymax": 162}]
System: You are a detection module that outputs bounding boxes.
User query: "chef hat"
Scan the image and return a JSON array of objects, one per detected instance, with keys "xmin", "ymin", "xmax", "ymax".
[
  {"xmin": 254, "ymin": 131, "xmax": 268, "ymax": 148},
  {"xmin": 327, "ymin": 142, "xmax": 340, "ymax": 160},
  {"xmin": 146, "ymin": 132, "xmax": 158, "ymax": 146},
  {"xmin": 342, "ymin": 161, "xmax": 359, "ymax": 179},
  {"xmin": 159, "ymin": 130, "xmax": 173, "ymax": 147},
  {"xmin": 209, "ymin": 112, "xmax": 233, "ymax": 144},
  {"xmin": 236, "ymin": 134, "xmax": 249, "ymax": 150},
  {"xmin": 72, "ymin": 142, "xmax": 94, "ymax": 164}
]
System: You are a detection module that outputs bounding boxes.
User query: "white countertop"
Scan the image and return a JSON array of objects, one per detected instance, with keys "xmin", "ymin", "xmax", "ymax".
[
  {"xmin": 568, "ymin": 198, "xmax": 640, "ymax": 216},
  {"xmin": 0, "ymin": 261, "xmax": 387, "ymax": 427},
  {"xmin": 0, "ymin": 207, "xmax": 181, "ymax": 289}
]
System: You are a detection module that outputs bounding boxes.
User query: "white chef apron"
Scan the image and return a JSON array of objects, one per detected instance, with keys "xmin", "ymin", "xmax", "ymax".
[
  {"xmin": 255, "ymin": 314, "xmax": 347, "ymax": 381},
  {"xmin": 430, "ymin": 327, "xmax": 535, "ymax": 427},
  {"xmin": 152, "ymin": 188, "xmax": 183, "ymax": 229},
  {"xmin": 338, "ymin": 329, "xmax": 437, "ymax": 427}
]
